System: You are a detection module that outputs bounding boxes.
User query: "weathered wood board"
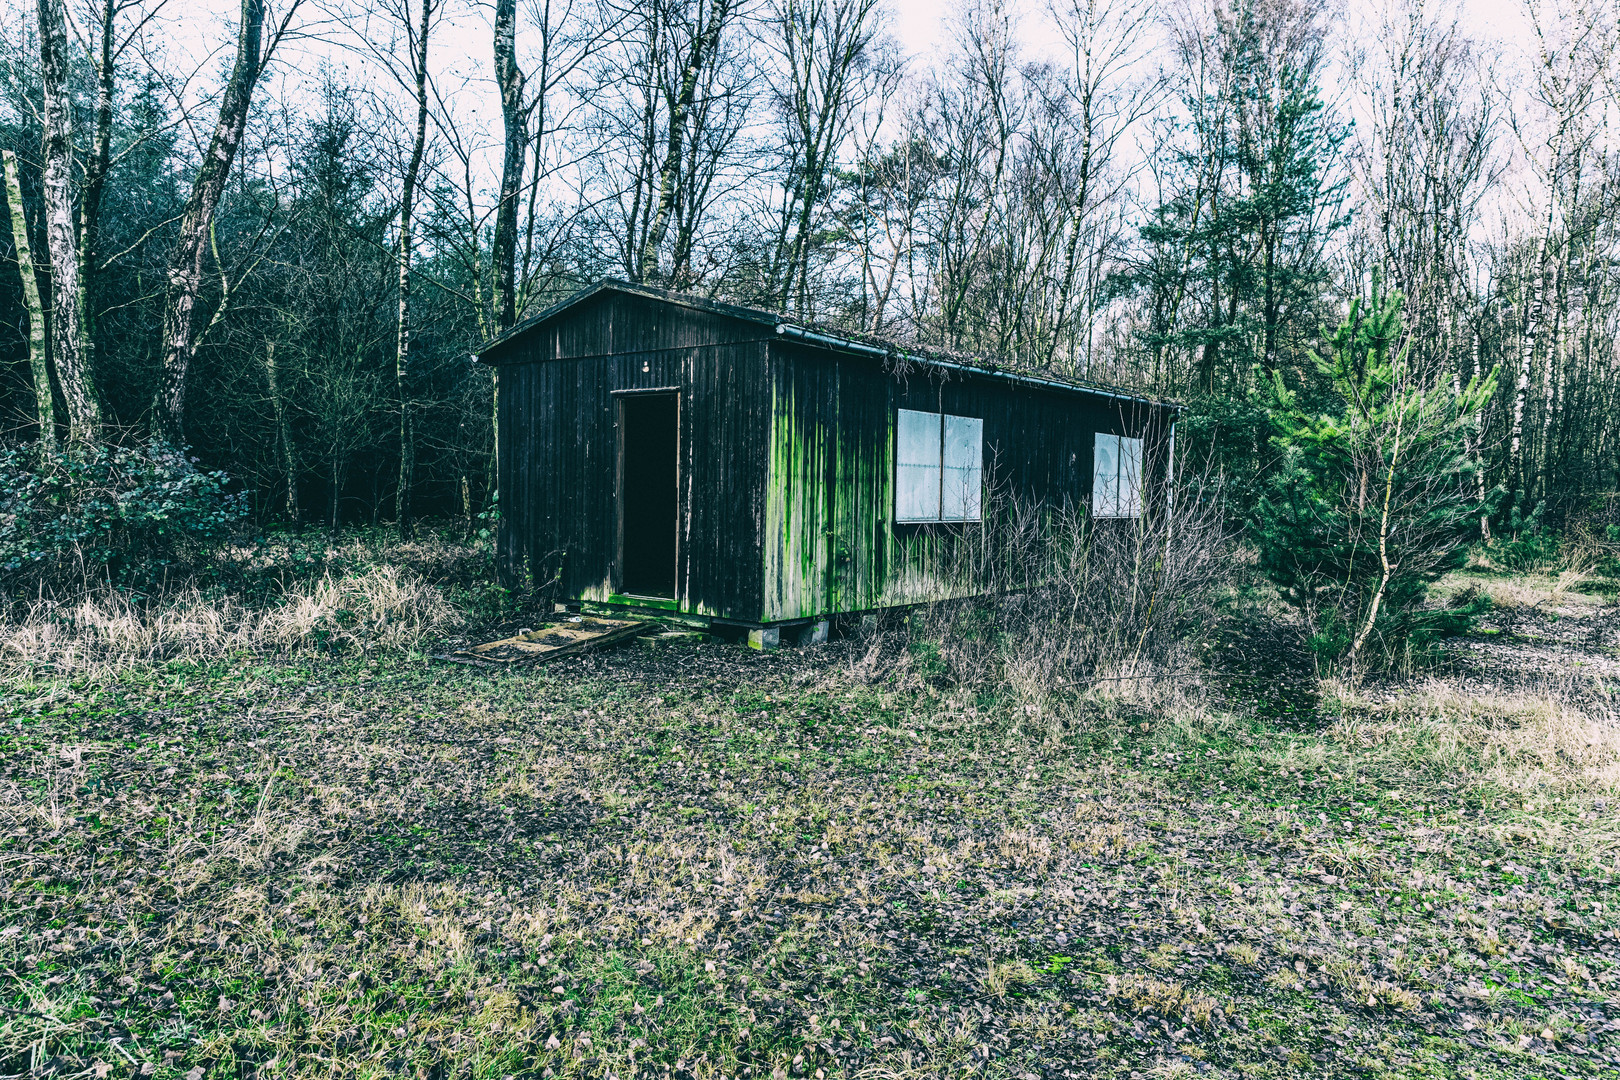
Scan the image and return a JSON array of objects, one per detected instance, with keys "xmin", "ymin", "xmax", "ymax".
[{"xmin": 434, "ymin": 615, "xmax": 652, "ymax": 667}]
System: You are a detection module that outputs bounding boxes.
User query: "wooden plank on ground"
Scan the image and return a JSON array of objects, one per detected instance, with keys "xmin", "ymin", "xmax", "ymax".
[{"xmin": 436, "ymin": 615, "xmax": 653, "ymax": 668}]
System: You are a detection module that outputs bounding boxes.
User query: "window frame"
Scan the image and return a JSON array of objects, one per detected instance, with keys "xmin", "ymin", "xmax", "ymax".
[
  {"xmin": 895, "ymin": 408, "xmax": 984, "ymax": 524},
  {"xmin": 1092, "ymin": 432, "xmax": 1144, "ymax": 519}
]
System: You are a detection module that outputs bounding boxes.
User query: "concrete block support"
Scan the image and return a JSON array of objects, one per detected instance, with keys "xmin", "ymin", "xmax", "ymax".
[
  {"xmin": 796, "ymin": 620, "xmax": 829, "ymax": 646},
  {"xmin": 747, "ymin": 627, "xmax": 780, "ymax": 651}
]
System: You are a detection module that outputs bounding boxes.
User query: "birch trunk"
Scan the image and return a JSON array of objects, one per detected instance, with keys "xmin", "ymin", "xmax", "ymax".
[
  {"xmin": 264, "ymin": 340, "xmax": 296, "ymax": 521},
  {"xmin": 79, "ymin": 0, "xmax": 117, "ymax": 361},
  {"xmin": 1539, "ymin": 260, "xmax": 1562, "ymax": 500},
  {"xmin": 396, "ymin": 0, "xmax": 432, "ymax": 539},
  {"xmin": 1470, "ymin": 326, "xmax": 1490, "ymax": 540},
  {"xmin": 4, "ymin": 149, "xmax": 53, "ymax": 448},
  {"xmin": 1509, "ymin": 270, "xmax": 1541, "ymax": 499},
  {"xmin": 638, "ymin": 0, "xmax": 732, "ymax": 282},
  {"xmin": 155, "ymin": 0, "xmax": 268, "ymax": 444},
  {"xmin": 491, "ymin": 0, "xmax": 524, "ymax": 331},
  {"xmin": 38, "ymin": 0, "xmax": 99, "ymax": 443}
]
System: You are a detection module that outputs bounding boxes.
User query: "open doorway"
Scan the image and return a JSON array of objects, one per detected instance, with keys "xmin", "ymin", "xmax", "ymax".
[{"xmin": 618, "ymin": 392, "xmax": 679, "ymax": 598}]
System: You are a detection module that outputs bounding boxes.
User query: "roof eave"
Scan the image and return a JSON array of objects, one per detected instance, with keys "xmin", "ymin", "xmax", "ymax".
[
  {"xmin": 774, "ymin": 323, "xmax": 1176, "ymax": 410},
  {"xmin": 474, "ymin": 279, "xmax": 1180, "ymax": 410}
]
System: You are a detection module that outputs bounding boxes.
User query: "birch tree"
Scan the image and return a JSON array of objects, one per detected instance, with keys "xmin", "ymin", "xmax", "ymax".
[
  {"xmin": 4, "ymin": 147, "xmax": 51, "ymax": 446},
  {"xmin": 37, "ymin": 0, "xmax": 98, "ymax": 442},
  {"xmin": 492, "ymin": 0, "xmax": 524, "ymax": 330},
  {"xmin": 491, "ymin": 0, "xmax": 607, "ymax": 331},
  {"xmin": 77, "ymin": 0, "xmax": 170, "ymax": 366},
  {"xmin": 154, "ymin": 0, "xmax": 302, "ymax": 444},
  {"xmin": 584, "ymin": 0, "xmax": 747, "ymax": 287}
]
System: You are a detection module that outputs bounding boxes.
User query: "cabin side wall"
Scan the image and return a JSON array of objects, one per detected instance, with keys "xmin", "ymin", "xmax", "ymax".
[
  {"xmin": 762, "ymin": 341, "xmax": 1172, "ymax": 622},
  {"xmin": 494, "ymin": 292, "xmax": 771, "ymax": 621}
]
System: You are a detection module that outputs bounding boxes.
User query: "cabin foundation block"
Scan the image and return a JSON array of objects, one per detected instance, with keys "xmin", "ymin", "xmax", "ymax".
[
  {"xmin": 746, "ymin": 627, "xmax": 781, "ymax": 651},
  {"xmin": 795, "ymin": 619, "xmax": 829, "ymax": 646}
]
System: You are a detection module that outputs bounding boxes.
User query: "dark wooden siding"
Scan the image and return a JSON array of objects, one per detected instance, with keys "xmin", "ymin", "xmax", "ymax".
[
  {"xmin": 762, "ymin": 341, "xmax": 1174, "ymax": 621},
  {"xmin": 484, "ymin": 290, "xmax": 769, "ymax": 363},
  {"xmin": 493, "ymin": 284, "xmax": 1175, "ymax": 627},
  {"xmin": 493, "ymin": 293, "xmax": 773, "ymax": 622}
]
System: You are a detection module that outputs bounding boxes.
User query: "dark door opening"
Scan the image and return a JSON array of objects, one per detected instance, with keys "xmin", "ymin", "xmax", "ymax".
[{"xmin": 619, "ymin": 392, "xmax": 679, "ymax": 598}]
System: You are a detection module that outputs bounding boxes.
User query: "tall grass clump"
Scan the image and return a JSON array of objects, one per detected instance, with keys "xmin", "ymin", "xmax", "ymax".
[
  {"xmin": 0, "ymin": 565, "xmax": 464, "ymax": 676},
  {"xmin": 884, "ymin": 478, "xmax": 1231, "ymax": 718}
]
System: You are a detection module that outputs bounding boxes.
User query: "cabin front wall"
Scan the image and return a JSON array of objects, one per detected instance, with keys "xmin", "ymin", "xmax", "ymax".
[
  {"xmin": 494, "ymin": 294, "xmax": 772, "ymax": 622},
  {"xmin": 762, "ymin": 342, "xmax": 1169, "ymax": 623}
]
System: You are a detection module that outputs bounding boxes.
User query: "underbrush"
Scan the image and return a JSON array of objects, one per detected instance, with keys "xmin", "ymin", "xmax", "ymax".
[
  {"xmin": 0, "ymin": 527, "xmax": 523, "ymax": 677},
  {"xmin": 854, "ymin": 485, "xmax": 1234, "ymax": 729},
  {"xmin": 1469, "ymin": 503, "xmax": 1620, "ymax": 588}
]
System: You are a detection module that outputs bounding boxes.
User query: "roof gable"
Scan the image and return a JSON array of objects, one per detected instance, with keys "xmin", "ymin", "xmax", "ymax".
[{"xmin": 477, "ymin": 280, "xmax": 778, "ymax": 360}]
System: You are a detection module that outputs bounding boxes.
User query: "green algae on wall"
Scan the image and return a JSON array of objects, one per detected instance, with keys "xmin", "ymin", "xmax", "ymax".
[{"xmin": 763, "ymin": 350, "xmax": 980, "ymax": 622}]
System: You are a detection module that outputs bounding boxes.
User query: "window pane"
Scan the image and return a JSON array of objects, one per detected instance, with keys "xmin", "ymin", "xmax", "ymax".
[
  {"xmin": 942, "ymin": 414, "xmax": 983, "ymax": 520},
  {"xmin": 1119, "ymin": 435, "xmax": 1143, "ymax": 517},
  {"xmin": 1093, "ymin": 432, "xmax": 1119, "ymax": 517},
  {"xmin": 896, "ymin": 409, "xmax": 941, "ymax": 521}
]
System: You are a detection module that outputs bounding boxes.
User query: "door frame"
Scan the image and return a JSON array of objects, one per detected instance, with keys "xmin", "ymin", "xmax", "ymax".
[{"xmin": 612, "ymin": 387, "xmax": 682, "ymax": 601}]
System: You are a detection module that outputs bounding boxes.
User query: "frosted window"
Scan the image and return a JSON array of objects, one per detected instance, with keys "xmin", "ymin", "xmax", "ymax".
[
  {"xmin": 942, "ymin": 415, "xmax": 983, "ymax": 521},
  {"xmin": 1093, "ymin": 433, "xmax": 1144, "ymax": 518},
  {"xmin": 895, "ymin": 409, "xmax": 983, "ymax": 522},
  {"xmin": 896, "ymin": 408, "xmax": 941, "ymax": 522},
  {"xmin": 1094, "ymin": 434, "xmax": 1119, "ymax": 517},
  {"xmin": 1119, "ymin": 434, "xmax": 1143, "ymax": 516}
]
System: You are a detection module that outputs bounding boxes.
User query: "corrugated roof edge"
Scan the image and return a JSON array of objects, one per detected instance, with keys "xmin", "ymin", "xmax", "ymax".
[{"xmin": 476, "ymin": 278, "xmax": 1180, "ymax": 410}]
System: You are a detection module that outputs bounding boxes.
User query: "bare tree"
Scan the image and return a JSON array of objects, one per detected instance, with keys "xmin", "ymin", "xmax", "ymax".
[
  {"xmin": 1355, "ymin": 0, "xmax": 1496, "ymax": 381},
  {"xmin": 757, "ymin": 0, "xmax": 891, "ymax": 315},
  {"xmin": 76, "ymin": 0, "xmax": 170, "ymax": 365},
  {"xmin": 1044, "ymin": 0, "xmax": 1159, "ymax": 370},
  {"xmin": 492, "ymin": 0, "xmax": 608, "ymax": 330},
  {"xmin": 585, "ymin": 0, "xmax": 751, "ymax": 288},
  {"xmin": 922, "ymin": 0, "xmax": 1022, "ymax": 349},
  {"xmin": 639, "ymin": 0, "xmax": 736, "ymax": 283},
  {"xmin": 154, "ymin": 0, "xmax": 302, "ymax": 444},
  {"xmin": 394, "ymin": 0, "xmax": 433, "ymax": 537}
]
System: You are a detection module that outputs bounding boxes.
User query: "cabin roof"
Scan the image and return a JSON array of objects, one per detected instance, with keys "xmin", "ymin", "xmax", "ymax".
[{"xmin": 477, "ymin": 279, "xmax": 1178, "ymax": 409}]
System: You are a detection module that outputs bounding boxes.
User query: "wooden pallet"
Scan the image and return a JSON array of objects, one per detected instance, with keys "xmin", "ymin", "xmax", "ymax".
[{"xmin": 433, "ymin": 615, "xmax": 653, "ymax": 668}]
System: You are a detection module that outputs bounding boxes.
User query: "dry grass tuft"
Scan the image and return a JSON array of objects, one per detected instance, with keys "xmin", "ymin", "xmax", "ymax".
[
  {"xmin": 0, "ymin": 564, "xmax": 461, "ymax": 675},
  {"xmin": 862, "ymin": 482, "xmax": 1231, "ymax": 733},
  {"xmin": 1320, "ymin": 678, "xmax": 1620, "ymax": 799}
]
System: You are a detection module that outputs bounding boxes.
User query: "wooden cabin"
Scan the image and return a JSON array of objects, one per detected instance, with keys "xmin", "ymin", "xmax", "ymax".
[{"xmin": 477, "ymin": 280, "xmax": 1178, "ymax": 644}]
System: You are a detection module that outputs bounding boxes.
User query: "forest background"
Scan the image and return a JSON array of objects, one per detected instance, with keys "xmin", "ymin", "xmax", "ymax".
[{"xmin": 0, "ymin": 0, "xmax": 1614, "ymax": 544}]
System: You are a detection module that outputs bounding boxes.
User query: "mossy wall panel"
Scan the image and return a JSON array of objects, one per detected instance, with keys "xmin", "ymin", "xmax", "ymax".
[{"xmin": 762, "ymin": 343, "xmax": 1172, "ymax": 622}]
